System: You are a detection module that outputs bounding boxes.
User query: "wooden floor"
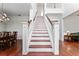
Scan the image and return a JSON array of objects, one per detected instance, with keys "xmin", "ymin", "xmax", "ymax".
[
  {"xmin": 0, "ymin": 40, "xmax": 22, "ymax": 56},
  {"xmin": 0, "ymin": 40, "xmax": 79, "ymax": 56},
  {"xmin": 59, "ymin": 40, "xmax": 79, "ymax": 56}
]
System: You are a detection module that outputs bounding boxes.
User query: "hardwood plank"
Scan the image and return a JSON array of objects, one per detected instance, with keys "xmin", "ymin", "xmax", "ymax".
[
  {"xmin": 0, "ymin": 40, "xmax": 22, "ymax": 56},
  {"xmin": 0, "ymin": 40, "xmax": 79, "ymax": 56}
]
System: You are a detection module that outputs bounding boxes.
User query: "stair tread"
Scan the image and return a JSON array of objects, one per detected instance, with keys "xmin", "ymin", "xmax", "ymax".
[
  {"xmin": 32, "ymin": 36, "xmax": 49, "ymax": 37},
  {"xmin": 33, "ymin": 30, "xmax": 48, "ymax": 32},
  {"xmin": 30, "ymin": 42, "xmax": 51, "ymax": 45},
  {"xmin": 26, "ymin": 52, "xmax": 54, "ymax": 56},
  {"xmin": 33, "ymin": 29, "xmax": 48, "ymax": 31},
  {"xmin": 31, "ymin": 40, "xmax": 50, "ymax": 42},
  {"xmin": 32, "ymin": 37, "xmax": 50, "ymax": 40},
  {"xmin": 32, "ymin": 34, "xmax": 49, "ymax": 37},
  {"xmin": 29, "ymin": 48, "xmax": 52, "ymax": 52},
  {"xmin": 32, "ymin": 33, "xmax": 48, "ymax": 36},
  {"xmin": 29, "ymin": 45, "xmax": 52, "ymax": 48},
  {"xmin": 32, "ymin": 32, "xmax": 48, "ymax": 34}
]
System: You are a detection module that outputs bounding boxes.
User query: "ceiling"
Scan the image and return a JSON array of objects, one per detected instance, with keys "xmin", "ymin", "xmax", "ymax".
[
  {"xmin": 0, "ymin": 3, "xmax": 30, "ymax": 16},
  {"xmin": 1, "ymin": 3, "xmax": 79, "ymax": 17}
]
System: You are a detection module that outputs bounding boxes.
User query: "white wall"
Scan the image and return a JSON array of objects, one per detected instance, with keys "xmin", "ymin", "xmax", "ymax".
[
  {"xmin": 0, "ymin": 22, "xmax": 6, "ymax": 32},
  {"xmin": 37, "ymin": 3, "xmax": 44, "ymax": 16},
  {"xmin": 64, "ymin": 15, "xmax": 79, "ymax": 33},
  {"xmin": 5, "ymin": 16, "xmax": 29, "ymax": 39},
  {"xmin": 29, "ymin": 3, "xmax": 37, "ymax": 20}
]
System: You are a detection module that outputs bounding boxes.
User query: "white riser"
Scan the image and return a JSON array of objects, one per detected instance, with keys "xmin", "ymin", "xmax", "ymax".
[
  {"xmin": 34, "ymin": 25, "xmax": 46, "ymax": 26},
  {"xmin": 29, "ymin": 48, "xmax": 52, "ymax": 52},
  {"xmin": 33, "ymin": 29, "xmax": 47, "ymax": 31},
  {"xmin": 32, "ymin": 32, "xmax": 48, "ymax": 33},
  {"xmin": 34, "ymin": 28, "xmax": 47, "ymax": 29},
  {"xmin": 34, "ymin": 24, "xmax": 45, "ymax": 25},
  {"xmin": 32, "ymin": 34, "xmax": 49, "ymax": 36},
  {"xmin": 32, "ymin": 31, "xmax": 48, "ymax": 33},
  {"xmin": 31, "ymin": 39, "xmax": 50, "ymax": 40},
  {"xmin": 32, "ymin": 37, "xmax": 49, "ymax": 40},
  {"xmin": 29, "ymin": 42, "xmax": 51, "ymax": 45}
]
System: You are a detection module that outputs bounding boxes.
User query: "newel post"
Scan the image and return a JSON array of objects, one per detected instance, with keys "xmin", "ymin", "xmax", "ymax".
[
  {"xmin": 22, "ymin": 22, "xmax": 29, "ymax": 55},
  {"xmin": 51, "ymin": 19, "xmax": 59, "ymax": 55}
]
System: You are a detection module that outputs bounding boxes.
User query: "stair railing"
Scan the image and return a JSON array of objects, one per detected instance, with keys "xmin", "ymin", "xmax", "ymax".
[
  {"xmin": 45, "ymin": 15, "xmax": 59, "ymax": 55},
  {"xmin": 22, "ymin": 10, "xmax": 37, "ymax": 55},
  {"xmin": 28, "ymin": 10, "xmax": 37, "ymax": 51},
  {"xmin": 44, "ymin": 15, "xmax": 54, "ymax": 53}
]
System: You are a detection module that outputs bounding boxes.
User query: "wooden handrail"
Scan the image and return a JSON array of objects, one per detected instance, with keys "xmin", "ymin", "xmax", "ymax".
[
  {"xmin": 45, "ymin": 15, "xmax": 53, "ymax": 25},
  {"xmin": 28, "ymin": 10, "xmax": 37, "ymax": 27},
  {"xmin": 28, "ymin": 20, "xmax": 32, "ymax": 27}
]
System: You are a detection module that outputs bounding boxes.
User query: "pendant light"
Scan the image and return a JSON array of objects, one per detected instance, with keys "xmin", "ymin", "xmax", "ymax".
[{"xmin": 0, "ymin": 3, "xmax": 10, "ymax": 22}]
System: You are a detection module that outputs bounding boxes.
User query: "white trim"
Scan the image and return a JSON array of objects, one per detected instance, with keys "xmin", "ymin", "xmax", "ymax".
[
  {"xmin": 53, "ymin": 21, "xmax": 59, "ymax": 55},
  {"xmin": 22, "ymin": 23, "xmax": 29, "ymax": 54}
]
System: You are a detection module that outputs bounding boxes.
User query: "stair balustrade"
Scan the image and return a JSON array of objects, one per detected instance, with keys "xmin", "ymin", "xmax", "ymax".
[
  {"xmin": 45, "ymin": 15, "xmax": 59, "ymax": 55},
  {"xmin": 22, "ymin": 11, "xmax": 37, "ymax": 55},
  {"xmin": 44, "ymin": 15, "xmax": 54, "ymax": 53}
]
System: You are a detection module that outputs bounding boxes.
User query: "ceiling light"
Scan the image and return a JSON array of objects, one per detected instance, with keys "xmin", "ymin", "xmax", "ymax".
[
  {"xmin": 3, "ymin": 13, "xmax": 7, "ymax": 17},
  {"xmin": 2, "ymin": 16, "xmax": 5, "ymax": 18},
  {"xmin": 0, "ymin": 3, "xmax": 10, "ymax": 22}
]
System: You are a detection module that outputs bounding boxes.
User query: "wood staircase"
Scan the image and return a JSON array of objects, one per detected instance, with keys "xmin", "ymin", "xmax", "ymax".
[{"xmin": 27, "ymin": 16, "xmax": 54, "ymax": 56}]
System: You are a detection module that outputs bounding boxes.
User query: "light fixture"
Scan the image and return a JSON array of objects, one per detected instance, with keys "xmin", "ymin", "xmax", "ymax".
[{"xmin": 0, "ymin": 3, "xmax": 10, "ymax": 22}]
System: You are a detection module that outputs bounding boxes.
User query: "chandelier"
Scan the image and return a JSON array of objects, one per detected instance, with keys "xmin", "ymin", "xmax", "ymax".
[{"xmin": 0, "ymin": 3, "xmax": 10, "ymax": 22}]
